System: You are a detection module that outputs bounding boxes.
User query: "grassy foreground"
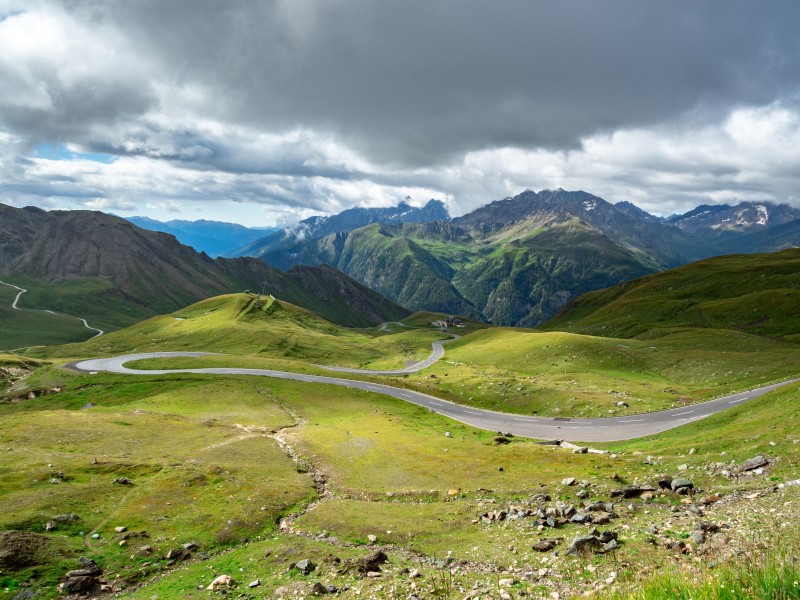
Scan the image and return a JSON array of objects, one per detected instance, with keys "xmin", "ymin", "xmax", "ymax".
[{"xmin": 2, "ymin": 280, "xmax": 799, "ymax": 598}]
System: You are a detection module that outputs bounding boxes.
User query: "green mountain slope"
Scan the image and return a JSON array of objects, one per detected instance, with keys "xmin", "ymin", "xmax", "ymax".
[
  {"xmin": 0, "ymin": 204, "xmax": 408, "ymax": 347},
  {"xmin": 540, "ymin": 248, "xmax": 800, "ymax": 340},
  {"xmin": 251, "ymin": 190, "xmax": 691, "ymax": 326}
]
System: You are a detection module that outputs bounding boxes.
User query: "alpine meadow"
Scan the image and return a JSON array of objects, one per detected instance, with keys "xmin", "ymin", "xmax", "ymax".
[{"xmin": 2, "ymin": 3, "xmax": 800, "ymax": 600}]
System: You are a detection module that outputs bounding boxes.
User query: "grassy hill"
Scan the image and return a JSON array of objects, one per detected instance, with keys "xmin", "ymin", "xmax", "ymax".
[
  {"xmin": 26, "ymin": 294, "xmax": 444, "ymax": 373},
  {"xmin": 0, "ymin": 204, "xmax": 409, "ymax": 349},
  {"xmin": 541, "ymin": 249, "xmax": 800, "ymax": 340},
  {"xmin": 2, "ymin": 259, "xmax": 800, "ymax": 598}
]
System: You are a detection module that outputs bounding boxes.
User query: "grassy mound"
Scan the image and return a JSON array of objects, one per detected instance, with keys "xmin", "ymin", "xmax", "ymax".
[{"xmin": 541, "ymin": 249, "xmax": 800, "ymax": 339}]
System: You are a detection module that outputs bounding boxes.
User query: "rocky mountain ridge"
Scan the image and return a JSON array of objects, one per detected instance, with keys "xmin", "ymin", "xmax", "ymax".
[
  {"xmin": 0, "ymin": 203, "xmax": 408, "ymax": 331},
  {"xmin": 232, "ymin": 190, "xmax": 800, "ymax": 327}
]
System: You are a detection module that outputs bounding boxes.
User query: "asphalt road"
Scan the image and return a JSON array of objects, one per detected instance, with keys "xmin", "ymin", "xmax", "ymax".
[
  {"xmin": 71, "ymin": 352, "xmax": 798, "ymax": 442},
  {"xmin": 320, "ymin": 331, "xmax": 457, "ymax": 375},
  {"xmin": 0, "ymin": 279, "xmax": 104, "ymax": 338}
]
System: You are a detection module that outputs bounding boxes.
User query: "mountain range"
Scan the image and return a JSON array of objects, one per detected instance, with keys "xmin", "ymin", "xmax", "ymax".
[
  {"xmin": 3, "ymin": 189, "xmax": 799, "ymax": 335},
  {"xmin": 124, "ymin": 216, "xmax": 277, "ymax": 258},
  {"xmin": 232, "ymin": 190, "xmax": 800, "ymax": 327},
  {"xmin": 0, "ymin": 204, "xmax": 408, "ymax": 331}
]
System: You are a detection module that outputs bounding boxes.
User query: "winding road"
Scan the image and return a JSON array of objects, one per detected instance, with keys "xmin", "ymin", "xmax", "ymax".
[
  {"xmin": 0, "ymin": 279, "xmax": 104, "ymax": 339},
  {"xmin": 321, "ymin": 326, "xmax": 457, "ymax": 375},
  {"xmin": 70, "ymin": 351, "xmax": 797, "ymax": 442}
]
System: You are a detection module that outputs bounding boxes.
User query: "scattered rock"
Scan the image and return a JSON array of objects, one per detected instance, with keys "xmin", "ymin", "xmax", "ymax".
[
  {"xmin": 114, "ymin": 526, "xmax": 127, "ymax": 533},
  {"xmin": 690, "ymin": 531, "xmax": 705, "ymax": 545},
  {"xmin": 367, "ymin": 534, "xmax": 377, "ymax": 543},
  {"xmin": 565, "ymin": 535, "xmax": 601, "ymax": 556},
  {"xmin": 677, "ymin": 463, "xmax": 688, "ymax": 471},
  {"xmin": 671, "ymin": 478, "xmax": 694, "ymax": 494},
  {"xmin": 248, "ymin": 579, "xmax": 261, "ymax": 588},
  {"xmin": 53, "ymin": 513, "xmax": 81, "ymax": 523},
  {"xmin": 603, "ymin": 539, "xmax": 619, "ymax": 552},
  {"xmin": 572, "ymin": 446, "xmax": 588, "ymax": 454},
  {"xmin": 311, "ymin": 581, "xmax": 328, "ymax": 595},
  {"xmin": 60, "ymin": 558, "xmax": 103, "ymax": 594},
  {"xmin": 164, "ymin": 547, "xmax": 192, "ymax": 562},
  {"xmin": 611, "ymin": 486, "xmax": 655, "ymax": 499},
  {"xmin": 295, "ymin": 559, "xmax": 316, "ymax": 575},
  {"xmin": 359, "ymin": 549, "xmax": 388, "ymax": 573},
  {"xmin": 112, "ymin": 477, "xmax": 133, "ymax": 485},
  {"xmin": 532, "ymin": 538, "xmax": 560, "ymax": 552},
  {"xmin": 444, "ymin": 431, "xmax": 452, "ymax": 438},
  {"xmin": 741, "ymin": 455, "xmax": 769, "ymax": 471},
  {"xmin": 562, "ymin": 477, "xmax": 577, "ymax": 486}
]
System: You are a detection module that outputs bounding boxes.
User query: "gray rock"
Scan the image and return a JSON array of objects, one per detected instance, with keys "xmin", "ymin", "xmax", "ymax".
[
  {"xmin": 565, "ymin": 535, "xmax": 601, "ymax": 556},
  {"xmin": 53, "ymin": 513, "xmax": 81, "ymax": 523},
  {"xmin": 598, "ymin": 531, "xmax": 617, "ymax": 544},
  {"xmin": 12, "ymin": 591, "xmax": 36, "ymax": 600},
  {"xmin": 570, "ymin": 513, "xmax": 591, "ymax": 524},
  {"xmin": 572, "ymin": 446, "xmax": 588, "ymax": 454},
  {"xmin": 670, "ymin": 478, "xmax": 693, "ymax": 493},
  {"xmin": 112, "ymin": 477, "xmax": 133, "ymax": 485},
  {"xmin": 295, "ymin": 559, "xmax": 316, "ymax": 575},
  {"xmin": 576, "ymin": 489, "xmax": 589, "ymax": 499},
  {"xmin": 311, "ymin": 581, "xmax": 328, "ymax": 595},
  {"xmin": 561, "ymin": 477, "xmax": 577, "ymax": 486},
  {"xmin": 690, "ymin": 531, "xmax": 705, "ymax": 545},
  {"xmin": 532, "ymin": 538, "xmax": 559, "ymax": 552},
  {"xmin": 612, "ymin": 486, "xmax": 656, "ymax": 499},
  {"xmin": 741, "ymin": 455, "xmax": 768, "ymax": 471},
  {"xmin": 359, "ymin": 549, "xmax": 388, "ymax": 573},
  {"xmin": 591, "ymin": 514, "xmax": 612, "ymax": 525},
  {"xmin": 60, "ymin": 576, "xmax": 97, "ymax": 593},
  {"xmin": 603, "ymin": 539, "xmax": 619, "ymax": 552}
]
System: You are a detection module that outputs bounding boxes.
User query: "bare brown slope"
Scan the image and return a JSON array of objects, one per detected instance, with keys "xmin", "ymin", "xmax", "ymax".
[{"xmin": 0, "ymin": 204, "xmax": 408, "ymax": 331}]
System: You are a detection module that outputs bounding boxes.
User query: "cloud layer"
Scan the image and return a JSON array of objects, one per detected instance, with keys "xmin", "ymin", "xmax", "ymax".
[{"xmin": 1, "ymin": 1, "xmax": 800, "ymax": 223}]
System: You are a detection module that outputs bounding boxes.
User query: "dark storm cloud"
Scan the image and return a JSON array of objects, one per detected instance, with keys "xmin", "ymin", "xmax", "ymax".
[
  {"xmin": 64, "ymin": 0, "xmax": 800, "ymax": 165},
  {"xmin": 2, "ymin": 0, "xmax": 800, "ymax": 221}
]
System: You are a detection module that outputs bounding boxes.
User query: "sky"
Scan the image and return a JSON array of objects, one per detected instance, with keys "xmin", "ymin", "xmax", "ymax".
[{"xmin": 1, "ymin": 1, "xmax": 800, "ymax": 226}]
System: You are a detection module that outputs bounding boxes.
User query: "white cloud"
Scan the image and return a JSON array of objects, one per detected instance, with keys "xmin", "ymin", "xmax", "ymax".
[{"xmin": 1, "ymin": 2, "xmax": 800, "ymax": 224}]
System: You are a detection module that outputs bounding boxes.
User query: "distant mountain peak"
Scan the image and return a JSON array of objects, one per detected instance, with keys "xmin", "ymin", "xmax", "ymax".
[
  {"xmin": 231, "ymin": 198, "xmax": 450, "ymax": 258},
  {"xmin": 669, "ymin": 200, "xmax": 800, "ymax": 233}
]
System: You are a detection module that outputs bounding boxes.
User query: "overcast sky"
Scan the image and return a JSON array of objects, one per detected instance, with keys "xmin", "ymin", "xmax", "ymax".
[{"xmin": 1, "ymin": 1, "xmax": 799, "ymax": 225}]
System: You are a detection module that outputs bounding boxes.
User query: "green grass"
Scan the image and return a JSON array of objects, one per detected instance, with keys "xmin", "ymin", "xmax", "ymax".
[
  {"xmin": 543, "ymin": 249, "xmax": 800, "ymax": 339},
  {"xmin": 2, "ymin": 275, "xmax": 155, "ymax": 332},
  {"xmin": 0, "ymin": 375, "xmax": 315, "ymax": 597},
  {"xmin": 25, "ymin": 295, "xmax": 447, "ymax": 371},
  {"xmin": 0, "ymin": 284, "xmax": 98, "ymax": 351},
  {"xmin": 3, "ymin": 276, "xmax": 800, "ymax": 599},
  {"xmin": 388, "ymin": 326, "xmax": 800, "ymax": 417}
]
